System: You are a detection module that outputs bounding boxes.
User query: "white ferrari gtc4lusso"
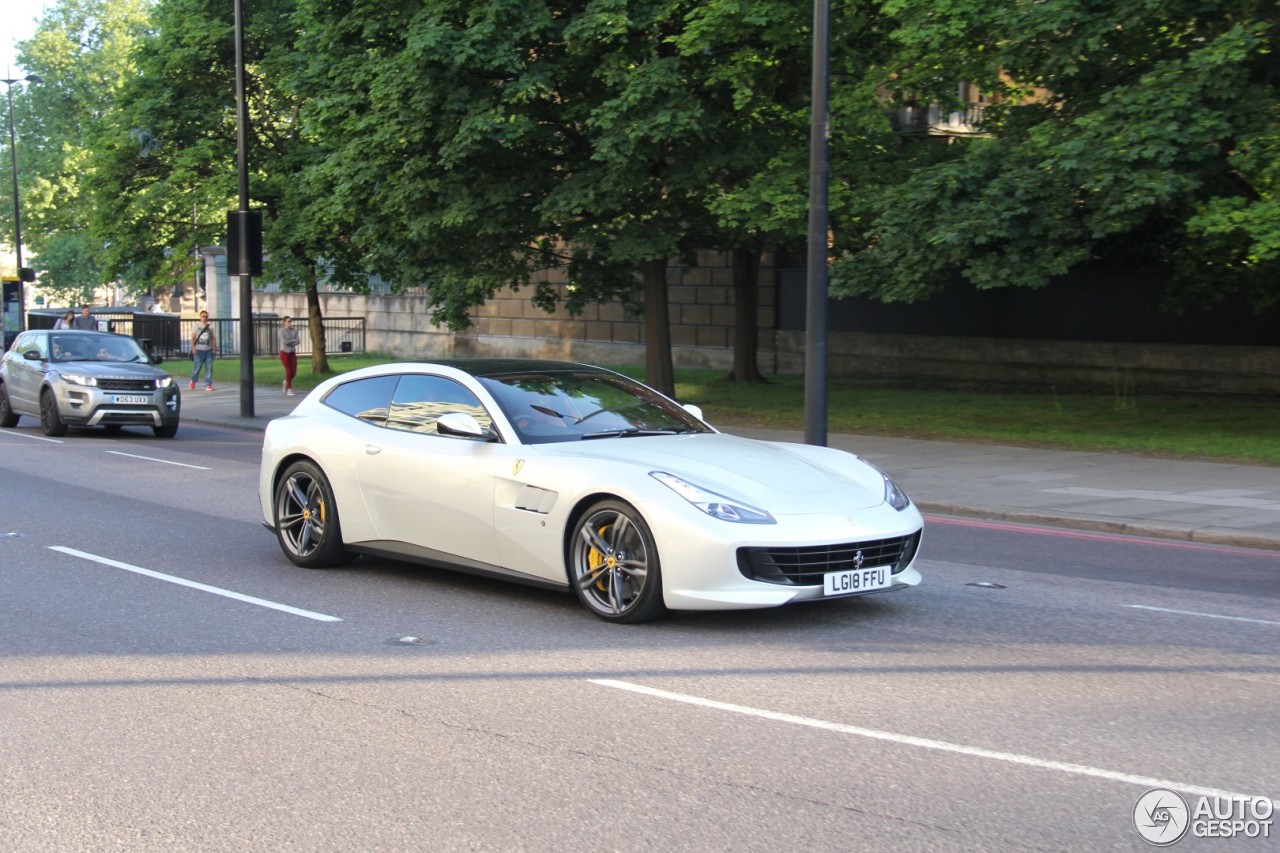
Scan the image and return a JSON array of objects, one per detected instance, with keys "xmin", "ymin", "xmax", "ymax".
[{"xmin": 259, "ymin": 359, "xmax": 923, "ymax": 623}]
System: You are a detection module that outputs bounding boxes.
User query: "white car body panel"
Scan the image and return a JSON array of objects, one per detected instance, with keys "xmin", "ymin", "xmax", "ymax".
[{"xmin": 259, "ymin": 361, "xmax": 924, "ymax": 615}]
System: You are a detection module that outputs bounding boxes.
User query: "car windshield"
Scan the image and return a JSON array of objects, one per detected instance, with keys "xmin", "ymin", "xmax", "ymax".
[
  {"xmin": 478, "ymin": 371, "xmax": 711, "ymax": 444},
  {"xmin": 51, "ymin": 335, "xmax": 146, "ymax": 364}
]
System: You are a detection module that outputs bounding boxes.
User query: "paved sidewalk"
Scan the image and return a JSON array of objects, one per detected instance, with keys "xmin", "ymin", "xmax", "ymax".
[{"xmin": 181, "ymin": 384, "xmax": 1280, "ymax": 552}]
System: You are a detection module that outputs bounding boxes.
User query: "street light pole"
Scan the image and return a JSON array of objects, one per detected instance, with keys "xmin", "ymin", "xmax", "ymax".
[
  {"xmin": 233, "ymin": 0, "xmax": 254, "ymax": 418},
  {"xmin": 803, "ymin": 0, "xmax": 831, "ymax": 446},
  {"xmin": 3, "ymin": 72, "xmax": 41, "ymax": 335}
]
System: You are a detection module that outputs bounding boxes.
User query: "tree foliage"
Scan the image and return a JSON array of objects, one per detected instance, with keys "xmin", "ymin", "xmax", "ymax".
[
  {"xmin": 5, "ymin": 0, "xmax": 151, "ymax": 296},
  {"xmin": 290, "ymin": 0, "xmax": 906, "ymax": 390},
  {"xmin": 833, "ymin": 0, "xmax": 1280, "ymax": 312},
  {"xmin": 86, "ymin": 0, "xmax": 347, "ymax": 368},
  {"xmin": 11, "ymin": 0, "xmax": 1277, "ymax": 374}
]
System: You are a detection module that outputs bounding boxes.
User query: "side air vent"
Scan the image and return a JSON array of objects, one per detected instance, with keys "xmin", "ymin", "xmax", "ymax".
[{"xmin": 514, "ymin": 485, "xmax": 558, "ymax": 514}]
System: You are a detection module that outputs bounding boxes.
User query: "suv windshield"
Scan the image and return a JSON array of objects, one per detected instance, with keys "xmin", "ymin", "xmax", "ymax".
[{"xmin": 51, "ymin": 335, "xmax": 146, "ymax": 364}]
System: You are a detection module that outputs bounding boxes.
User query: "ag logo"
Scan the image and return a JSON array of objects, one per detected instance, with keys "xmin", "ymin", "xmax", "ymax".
[{"xmin": 1134, "ymin": 789, "xmax": 1190, "ymax": 846}]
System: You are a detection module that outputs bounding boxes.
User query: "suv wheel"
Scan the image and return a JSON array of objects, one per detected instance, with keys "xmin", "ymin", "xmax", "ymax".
[
  {"xmin": 0, "ymin": 384, "xmax": 17, "ymax": 428},
  {"xmin": 40, "ymin": 389, "xmax": 68, "ymax": 437}
]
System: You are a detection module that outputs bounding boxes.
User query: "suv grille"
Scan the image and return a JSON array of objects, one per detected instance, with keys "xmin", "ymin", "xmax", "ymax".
[
  {"xmin": 738, "ymin": 532, "xmax": 921, "ymax": 586},
  {"xmin": 98, "ymin": 378, "xmax": 157, "ymax": 392}
]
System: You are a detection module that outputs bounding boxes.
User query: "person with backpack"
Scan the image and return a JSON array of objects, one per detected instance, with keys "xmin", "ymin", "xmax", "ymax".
[{"xmin": 189, "ymin": 311, "xmax": 217, "ymax": 391}]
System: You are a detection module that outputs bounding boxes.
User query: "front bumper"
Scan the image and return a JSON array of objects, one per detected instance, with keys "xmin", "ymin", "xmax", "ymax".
[
  {"xmin": 640, "ymin": 498, "xmax": 926, "ymax": 611},
  {"xmin": 54, "ymin": 383, "xmax": 181, "ymax": 428}
]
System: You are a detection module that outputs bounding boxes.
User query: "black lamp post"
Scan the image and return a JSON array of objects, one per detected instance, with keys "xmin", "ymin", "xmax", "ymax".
[
  {"xmin": 803, "ymin": 0, "xmax": 830, "ymax": 446},
  {"xmin": 4, "ymin": 71, "xmax": 41, "ymax": 334}
]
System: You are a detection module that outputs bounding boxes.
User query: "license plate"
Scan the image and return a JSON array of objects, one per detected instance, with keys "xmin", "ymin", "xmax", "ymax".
[
  {"xmin": 112, "ymin": 395, "xmax": 150, "ymax": 404},
  {"xmin": 823, "ymin": 565, "xmax": 892, "ymax": 597}
]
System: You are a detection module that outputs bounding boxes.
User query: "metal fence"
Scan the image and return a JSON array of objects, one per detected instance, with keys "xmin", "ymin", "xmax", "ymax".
[
  {"xmin": 26, "ymin": 311, "xmax": 365, "ymax": 359},
  {"xmin": 172, "ymin": 316, "xmax": 367, "ymax": 358}
]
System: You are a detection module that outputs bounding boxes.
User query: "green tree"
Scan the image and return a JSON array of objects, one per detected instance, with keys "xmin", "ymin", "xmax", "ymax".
[
  {"xmin": 294, "ymin": 0, "xmax": 896, "ymax": 394},
  {"xmin": 291, "ymin": 0, "xmax": 663, "ymax": 377},
  {"xmin": 28, "ymin": 233, "xmax": 103, "ymax": 305},
  {"xmin": 88, "ymin": 0, "xmax": 246, "ymax": 298},
  {"xmin": 291, "ymin": 0, "xmax": 592, "ymax": 334},
  {"xmin": 88, "ymin": 0, "xmax": 348, "ymax": 370},
  {"xmin": 5, "ymin": 0, "xmax": 151, "ymax": 300},
  {"xmin": 675, "ymin": 0, "xmax": 900, "ymax": 382},
  {"xmin": 832, "ymin": 0, "xmax": 1280, "ymax": 313}
]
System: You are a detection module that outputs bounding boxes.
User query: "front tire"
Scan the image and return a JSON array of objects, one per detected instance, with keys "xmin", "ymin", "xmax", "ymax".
[
  {"xmin": 568, "ymin": 499, "xmax": 666, "ymax": 623},
  {"xmin": 273, "ymin": 459, "xmax": 353, "ymax": 568},
  {"xmin": 153, "ymin": 422, "xmax": 179, "ymax": 438},
  {"xmin": 40, "ymin": 389, "xmax": 67, "ymax": 437},
  {"xmin": 0, "ymin": 384, "xmax": 18, "ymax": 428}
]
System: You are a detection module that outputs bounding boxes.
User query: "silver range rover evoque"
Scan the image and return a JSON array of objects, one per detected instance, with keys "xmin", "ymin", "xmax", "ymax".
[{"xmin": 0, "ymin": 329, "xmax": 181, "ymax": 438}]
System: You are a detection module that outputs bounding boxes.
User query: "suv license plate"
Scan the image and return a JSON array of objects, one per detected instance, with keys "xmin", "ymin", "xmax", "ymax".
[
  {"xmin": 823, "ymin": 566, "xmax": 892, "ymax": 597},
  {"xmin": 113, "ymin": 395, "xmax": 150, "ymax": 404}
]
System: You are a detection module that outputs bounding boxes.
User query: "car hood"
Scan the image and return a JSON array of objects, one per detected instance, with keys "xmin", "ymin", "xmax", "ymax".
[
  {"xmin": 538, "ymin": 432, "xmax": 887, "ymax": 513},
  {"xmin": 57, "ymin": 361, "xmax": 165, "ymax": 379}
]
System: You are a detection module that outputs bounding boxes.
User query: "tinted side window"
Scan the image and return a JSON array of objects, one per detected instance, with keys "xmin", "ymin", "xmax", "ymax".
[
  {"xmin": 322, "ymin": 375, "xmax": 398, "ymax": 426},
  {"xmin": 387, "ymin": 374, "xmax": 493, "ymax": 435}
]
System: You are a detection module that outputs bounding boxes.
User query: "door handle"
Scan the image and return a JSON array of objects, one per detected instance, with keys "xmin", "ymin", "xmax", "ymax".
[{"xmin": 365, "ymin": 444, "xmax": 382, "ymax": 455}]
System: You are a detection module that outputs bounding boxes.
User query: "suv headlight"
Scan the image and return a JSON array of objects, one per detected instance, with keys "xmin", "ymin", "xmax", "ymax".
[
  {"xmin": 156, "ymin": 376, "xmax": 174, "ymax": 388},
  {"xmin": 651, "ymin": 472, "xmax": 775, "ymax": 524},
  {"xmin": 60, "ymin": 372, "xmax": 98, "ymax": 387}
]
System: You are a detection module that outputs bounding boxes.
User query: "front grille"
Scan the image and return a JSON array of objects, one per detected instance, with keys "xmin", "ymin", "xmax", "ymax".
[
  {"xmin": 97, "ymin": 378, "xmax": 157, "ymax": 392},
  {"xmin": 98, "ymin": 412, "xmax": 156, "ymax": 424},
  {"xmin": 738, "ymin": 532, "xmax": 921, "ymax": 586}
]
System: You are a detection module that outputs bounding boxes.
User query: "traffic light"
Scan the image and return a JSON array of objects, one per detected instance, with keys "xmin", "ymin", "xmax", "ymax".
[{"xmin": 226, "ymin": 209, "xmax": 263, "ymax": 277}]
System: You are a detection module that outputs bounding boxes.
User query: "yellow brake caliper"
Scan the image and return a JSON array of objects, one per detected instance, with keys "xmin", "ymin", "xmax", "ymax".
[{"xmin": 588, "ymin": 523, "xmax": 613, "ymax": 591}]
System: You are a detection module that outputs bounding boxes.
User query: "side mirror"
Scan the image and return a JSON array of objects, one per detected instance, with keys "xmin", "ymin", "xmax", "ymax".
[
  {"xmin": 436, "ymin": 412, "xmax": 498, "ymax": 442},
  {"xmin": 682, "ymin": 403, "xmax": 705, "ymax": 421},
  {"xmin": 149, "ymin": 352, "xmax": 164, "ymax": 365},
  {"xmin": 23, "ymin": 350, "xmax": 43, "ymax": 361}
]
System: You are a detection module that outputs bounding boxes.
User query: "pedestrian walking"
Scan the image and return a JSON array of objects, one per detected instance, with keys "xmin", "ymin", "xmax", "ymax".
[
  {"xmin": 189, "ymin": 311, "xmax": 217, "ymax": 391},
  {"xmin": 279, "ymin": 316, "xmax": 300, "ymax": 396},
  {"xmin": 52, "ymin": 311, "xmax": 74, "ymax": 330},
  {"xmin": 71, "ymin": 306, "xmax": 96, "ymax": 330}
]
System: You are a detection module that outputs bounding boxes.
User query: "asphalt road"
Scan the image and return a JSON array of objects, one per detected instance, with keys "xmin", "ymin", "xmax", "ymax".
[{"xmin": 1, "ymin": 422, "xmax": 1277, "ymax": 851}]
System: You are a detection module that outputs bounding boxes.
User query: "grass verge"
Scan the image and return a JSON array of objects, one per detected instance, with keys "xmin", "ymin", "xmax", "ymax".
[{"xmin": 171, "ymin": 355, "xmax": 1280, "ymax": 465}]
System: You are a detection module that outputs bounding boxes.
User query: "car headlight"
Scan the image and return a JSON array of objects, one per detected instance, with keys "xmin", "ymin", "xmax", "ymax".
[
  {"xmin": 156, "ymin": 376, "xmax": 174, "ymax": 388},
  {"xmin": 60, "ymin": 372, "xmax": 98, "ymax": 387},
  {"xmin": 881, "ymin": 471, "xmax": 912, "ymax": 511},
  {"xmin": 862, "ymin": 463, "xmax": 911, "ymax": 511},
  {"xmin": 651, "ymin": 471, "xmax": 775, "ymax": 524}
]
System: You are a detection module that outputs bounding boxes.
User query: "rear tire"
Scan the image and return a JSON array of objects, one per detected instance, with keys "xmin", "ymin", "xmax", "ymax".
[
  {"xmin": 40, "ymin": 389, "xmax": 67, "ymax": 437},
  {"xmin": 273, "ymin": 460, "xmax": 353, "ymax": 568},
  {"xmin": 0, "ymin": 384, "xmax": 17, "ymax": 428}
]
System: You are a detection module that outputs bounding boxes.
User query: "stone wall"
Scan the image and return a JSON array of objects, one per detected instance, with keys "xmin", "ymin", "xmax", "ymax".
[
  {"xmin": 248, "ymin": 257, "xmax": 1279, "ymax": 395},
  {"xmin": 774, "ymin": 332, "xmax": 1280, "ymax": 395},
  {"xmin": 253, "ymin": 251, "xmax": 782, "ymax": 371}
]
